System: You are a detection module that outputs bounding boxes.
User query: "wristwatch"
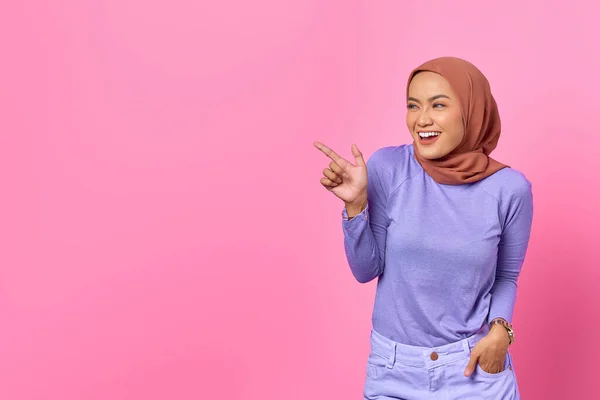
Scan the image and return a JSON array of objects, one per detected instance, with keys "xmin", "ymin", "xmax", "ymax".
[{"xmin": 490, "ymin": 318, "xmax": 515, "ymax": 345}]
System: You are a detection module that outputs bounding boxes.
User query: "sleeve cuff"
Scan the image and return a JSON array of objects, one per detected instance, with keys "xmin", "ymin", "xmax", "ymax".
[{"xmin": 342, "ymin": 202, "xmax": 369, "ymax": 221}]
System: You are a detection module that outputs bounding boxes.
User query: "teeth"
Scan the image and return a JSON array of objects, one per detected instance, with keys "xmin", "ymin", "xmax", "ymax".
[{"xmin": 419, "ymin": 132, "xmax": 440, "ymax": 138}]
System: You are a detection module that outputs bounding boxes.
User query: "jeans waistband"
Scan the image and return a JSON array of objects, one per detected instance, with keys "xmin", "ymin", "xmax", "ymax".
[{"xmin": 369, "ymin": 324, "xmax": 489, "ymax": 370}]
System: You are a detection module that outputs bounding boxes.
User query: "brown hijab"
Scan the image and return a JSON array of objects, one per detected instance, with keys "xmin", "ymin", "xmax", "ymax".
[{"xmin": 407, "ymin": 57, "xmax": 508, "ymax": 185}]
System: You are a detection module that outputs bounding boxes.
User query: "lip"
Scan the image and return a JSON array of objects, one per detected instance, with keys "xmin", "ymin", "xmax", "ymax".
[{"xmin": 417, "ymin": 131, "xmax": 441, "ymax": 145}]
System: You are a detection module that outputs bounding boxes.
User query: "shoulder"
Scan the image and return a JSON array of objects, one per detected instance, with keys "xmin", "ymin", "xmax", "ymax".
[
  {"xmin": 367, "ymin": 144, "xmax": 415, "ymax": 176},
  {"xmin": 479, "ymin": 167, "xmax": 533, "ymax": 207},
  {"xmin": 366, "ymin": 144, "xmax": 420, "ymax": 195},
  {"xmin": 487, "ymin": 167, "xmax": 531, "ymax": 194},
  {"xmin": 367, "ymin": 144, "xmax": 410, "ymax": 165}
]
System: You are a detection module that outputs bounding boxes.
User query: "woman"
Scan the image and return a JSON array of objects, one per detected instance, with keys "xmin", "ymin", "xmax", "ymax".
[{"xmin": 314, "ymin": 57, "xmax": 533, "ymax": 399}]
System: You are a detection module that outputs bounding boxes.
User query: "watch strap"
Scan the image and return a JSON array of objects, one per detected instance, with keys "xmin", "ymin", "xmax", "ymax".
[{"xmin": 490, "ymin": 318, "xmax": 515, "ymax": 345}]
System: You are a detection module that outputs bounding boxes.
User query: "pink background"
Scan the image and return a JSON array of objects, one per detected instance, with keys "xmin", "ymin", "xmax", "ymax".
[{"xmin": 1, "ymin": 0, "xmax": 599, "ymax": 399}]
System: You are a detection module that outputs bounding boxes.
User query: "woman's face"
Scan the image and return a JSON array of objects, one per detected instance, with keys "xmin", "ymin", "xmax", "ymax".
[{"xmin": 406, "ymin": 71, "xmax": 465, "ymax": 160}]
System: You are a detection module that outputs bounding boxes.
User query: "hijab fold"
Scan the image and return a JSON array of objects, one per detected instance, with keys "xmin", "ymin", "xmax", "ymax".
[{"xmin": 407, "ymin": 57, "xmax": 508, "ymax": 185}]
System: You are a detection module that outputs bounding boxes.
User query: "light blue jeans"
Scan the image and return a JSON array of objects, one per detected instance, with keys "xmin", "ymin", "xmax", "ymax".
[{"xmin": 364, "ymin": 325, "xmax": 519, "ymax": 399}]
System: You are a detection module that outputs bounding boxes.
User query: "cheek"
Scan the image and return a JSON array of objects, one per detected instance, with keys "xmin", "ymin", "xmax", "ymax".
[
  {"xmin": 441, "ymin": 114, "xmax": 465, "ymax": 143},
  {"xmin": 442, "ymin": 130, "xmax": 464, "ymax": 148},
  {"xmin": 446, "ymin": 131, "xmax": 464, "ymax": 146},
  {"xmin": 452, "ymin": 121, "xmax": 465, "ymax": 144}
]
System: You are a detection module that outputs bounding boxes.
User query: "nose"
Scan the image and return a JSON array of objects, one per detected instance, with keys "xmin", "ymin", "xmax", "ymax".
[{"xmin": 417, "ymin": 109, "xmax": 433, "ymax": 126}]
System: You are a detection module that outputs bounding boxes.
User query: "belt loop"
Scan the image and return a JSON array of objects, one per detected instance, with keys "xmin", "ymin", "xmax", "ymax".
[
  {"xmin": 386, "ymin": 342, "xmax": 397, "ymax": 369},
  {"xmin": 461, "ymin": 338, "xmax": 471, "ymax": 356}
]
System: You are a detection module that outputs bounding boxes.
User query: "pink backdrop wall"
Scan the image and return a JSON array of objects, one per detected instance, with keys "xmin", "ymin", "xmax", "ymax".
[{"xmin": 2, "ymin": 1, "xmax": 599, "ymax": 399}]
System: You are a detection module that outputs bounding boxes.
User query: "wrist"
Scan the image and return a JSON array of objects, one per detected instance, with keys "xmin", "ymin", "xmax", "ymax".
[
  {"xmin": 489, "ymin": 318, "xmax": 514, "ymax": 346},
  {"xmin": 490, "ymin": 323, "xmax": 509, "ymax": 334},
  {"xmin": 344, "ymin": 196, "xmax": 367, "ymax": 218},
  {"xmin": 489, "ymin": 324, "xmax": 510, "ymax": 343}
]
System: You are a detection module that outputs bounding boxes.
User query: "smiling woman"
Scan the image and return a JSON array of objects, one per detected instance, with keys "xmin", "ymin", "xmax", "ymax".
[
  {"xmin": 406, "ymin": 72, "xmax": 465, "ymax": 159},
  {"xmin": 314, "ymin": 56, "xmax": 533, "ymax": 400},
  {"xmin": 405, "ymin": 58, "xmax": 507, "ymax": 185}
]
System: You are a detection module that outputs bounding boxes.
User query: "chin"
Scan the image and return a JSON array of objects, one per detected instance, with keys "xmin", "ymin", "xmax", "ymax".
[{"xmin": 415, "ymin": 144, "xmax": 447, "ymax": 160}]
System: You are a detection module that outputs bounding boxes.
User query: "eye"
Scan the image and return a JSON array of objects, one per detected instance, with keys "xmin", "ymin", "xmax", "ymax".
[
  {"xmin": 407, "ymin": 104, "xmax": 418, "ymax": 110},
  {"xmin": 433, "ymin": 103, "xmax": 446, "ymax": 109}
]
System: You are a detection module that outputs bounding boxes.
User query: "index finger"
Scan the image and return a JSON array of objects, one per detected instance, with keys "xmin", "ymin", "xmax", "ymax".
[
  {"xmin": 464, "ymin": 353, "xmax": 479, "ymax": 377},
  {"xmin": 313, "ymin": 141, "xmax": 351, "ymax": 169}
]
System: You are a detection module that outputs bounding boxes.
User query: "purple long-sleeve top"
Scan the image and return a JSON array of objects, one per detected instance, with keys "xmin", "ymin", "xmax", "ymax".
[{"xmin": 342, "ymin": 144, "xmax": 533, "ymax": 347}]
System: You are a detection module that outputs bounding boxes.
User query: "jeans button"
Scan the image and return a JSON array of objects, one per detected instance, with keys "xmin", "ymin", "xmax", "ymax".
[{"xmin": 430, "ymin": 352, "xmax": 439, "ymax": 361}]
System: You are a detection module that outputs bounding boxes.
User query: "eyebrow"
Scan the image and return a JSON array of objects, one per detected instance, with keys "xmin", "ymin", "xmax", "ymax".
[{"xmin": 407, "ymin": 94, "xmax": 451, "ymax": 103}]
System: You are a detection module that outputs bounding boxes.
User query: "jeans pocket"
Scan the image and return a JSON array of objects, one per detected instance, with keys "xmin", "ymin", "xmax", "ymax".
[
  {"xmin": 366, "ymin": 331, "xmax": 393, "ymax": 380},
  {"xmin": 366, "ymin": 349, "xmax": 389, "ymax": 379},
  {"xmin": 475, "ymin": 351, "xmax": 513, "ymax": 379}
]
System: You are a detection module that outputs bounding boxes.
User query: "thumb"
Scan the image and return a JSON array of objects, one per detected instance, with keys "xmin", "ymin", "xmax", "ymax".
[
  {"xmin": 464, "ymin": 353, "xmax": 479, "ymax": 377},
  {"xmin": 351, "ymin": 144, "xmax": 365, "ymax": 166}
]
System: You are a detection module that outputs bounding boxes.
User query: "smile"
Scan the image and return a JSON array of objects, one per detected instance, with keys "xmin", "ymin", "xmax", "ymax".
[
  {"xmin": 418, "ymin": 131, "xmax": 441, "ymax": 138},
  {"xmin": 418, "ymin": 131, "xmax": 441, "ymax": 145}
]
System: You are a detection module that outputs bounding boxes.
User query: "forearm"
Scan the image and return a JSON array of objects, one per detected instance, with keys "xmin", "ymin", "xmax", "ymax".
[
  {"xmin": 344, "ymin": 196, "xmax": 368, "ymax": 219},
  {"xmin": 342, "ymin": 204, "xmax": 384, "ymax": 283},
  {"xmin": 341, "ymin": 148, "xmax": 390, "ymax": 284},
  {"xmin": 487, "ymin": 279, "xmax": 517, "ymax": 323},
  {"xmin": 489, "ymin": 177, "xmax": 533, "ymax": 324}
]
